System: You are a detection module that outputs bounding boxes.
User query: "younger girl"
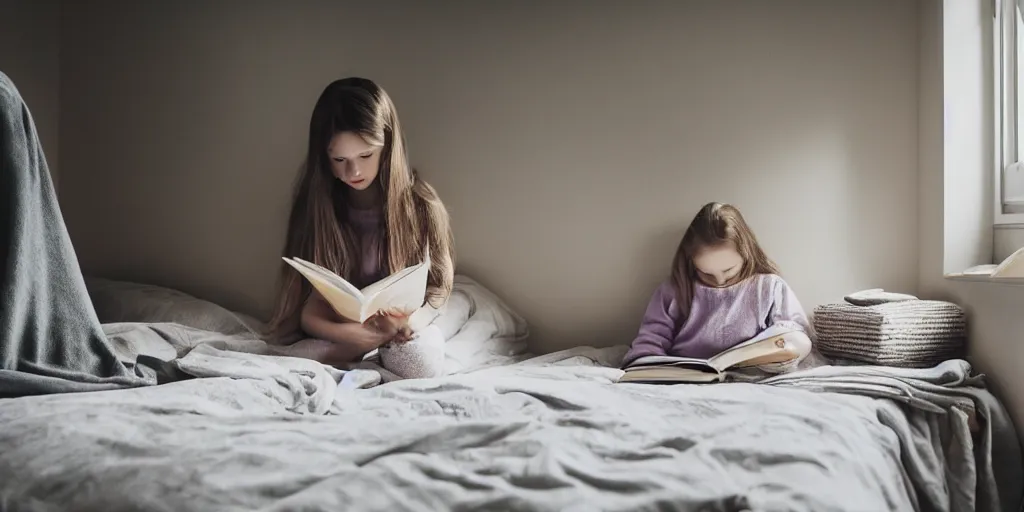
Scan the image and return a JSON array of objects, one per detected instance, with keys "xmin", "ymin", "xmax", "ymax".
[
  {"xmin": 622, "ymin": 202, "xmax": 814, "ymax": 371},
  {"xmin": 266, "ymin": 77, "xmax": 455, "ymax": 367}
]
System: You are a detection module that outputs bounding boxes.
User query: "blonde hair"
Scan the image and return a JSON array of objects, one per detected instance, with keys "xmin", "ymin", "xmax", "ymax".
[
  {"xmin": 267, "ymin": 77, "xmax": 455, "ymax": 338},
  {"xmin": 671, "ymin": 202, "xmax": 779, "ymax": 322}
]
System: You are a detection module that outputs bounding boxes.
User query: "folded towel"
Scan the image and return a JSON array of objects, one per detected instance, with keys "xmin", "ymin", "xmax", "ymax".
[
  {"xmin": 843, "ymin": 288, "xmax": 919, "ymax": 306},
  {"xmin": 378, "ymin": 325, "xmax": 445, "ymax": 379}
]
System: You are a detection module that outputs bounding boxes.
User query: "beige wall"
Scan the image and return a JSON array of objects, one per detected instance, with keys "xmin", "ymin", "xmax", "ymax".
[
  {"xmin": 58, "ymin": 0, "xmax": 921, "ymax": 352},
  {"xmin": 0, "ymin": 0, "xmax": 60, "ymax": 186}
]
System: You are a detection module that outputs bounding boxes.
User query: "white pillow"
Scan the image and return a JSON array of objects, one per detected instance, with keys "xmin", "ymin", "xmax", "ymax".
[
  {"xmin": 85, "ymin": 274, "xmax": 531, "ymax": 374},
  {"xmin": 418, "ymin": 275, "xmax": 532, "ymax": 373}
]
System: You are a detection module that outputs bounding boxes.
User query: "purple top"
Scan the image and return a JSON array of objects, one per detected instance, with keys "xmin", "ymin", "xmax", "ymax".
[
  {"xmin": 347, "ymin": 204, "xmax": 387, "ymax": 288},
  {"xmin": 622, "ymin": 274, "xmax": 812, "ymax": 366}
]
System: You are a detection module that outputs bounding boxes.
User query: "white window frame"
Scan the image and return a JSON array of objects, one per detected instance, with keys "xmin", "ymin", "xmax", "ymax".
[{"xmin": 996, "ymin": 0, "xmax": 1024, "ymax": 226}]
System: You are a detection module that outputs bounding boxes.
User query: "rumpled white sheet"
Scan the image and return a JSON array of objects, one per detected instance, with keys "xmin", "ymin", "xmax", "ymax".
[{"xmin": 94, "ymin": 274, "xmax": 531, "ymax": 378}]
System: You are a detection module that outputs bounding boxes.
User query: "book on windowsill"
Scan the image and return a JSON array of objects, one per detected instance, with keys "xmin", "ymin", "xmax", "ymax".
[
  {"xmin": 617, "ymin": 324, "xmax": 802, "ymax": 384},
  {"xmin": 948, "ymin": 246, "xmax": 1024, "ymax": 280},
  {"xmin": 282, "ymin": 249, "xmax": 430, "ymax": 323}
]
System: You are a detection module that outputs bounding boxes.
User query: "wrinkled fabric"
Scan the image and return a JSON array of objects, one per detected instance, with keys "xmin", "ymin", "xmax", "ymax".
[{"xmin": 0, "ymin": 344, "xmax": 1018, "ymax": 512}]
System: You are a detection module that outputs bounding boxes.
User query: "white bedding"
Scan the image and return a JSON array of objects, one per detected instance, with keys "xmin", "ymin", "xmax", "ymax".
[{"xmin": 87, "ymin": 274, "xmax": 532, "ymax": 376}]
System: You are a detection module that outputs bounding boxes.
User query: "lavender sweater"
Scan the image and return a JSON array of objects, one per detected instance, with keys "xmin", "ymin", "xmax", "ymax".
[{"xmin": 622, "ymin": 274, "xmax": 813, "ymax": 366}]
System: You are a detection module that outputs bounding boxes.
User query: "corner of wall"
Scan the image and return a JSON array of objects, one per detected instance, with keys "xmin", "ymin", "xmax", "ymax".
[{"xmin": 917, "ymin": 0, "xmax": 946, "ymax": 297}]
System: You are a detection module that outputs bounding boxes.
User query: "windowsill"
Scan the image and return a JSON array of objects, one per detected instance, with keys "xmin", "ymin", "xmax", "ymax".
[
  {"xmin": 994, "ymin": 209, "xmax": 1024, "ymax": 227},
  {"xmin": 944, "ymin": 273, "xmax": 1024, "ymax": 285}
]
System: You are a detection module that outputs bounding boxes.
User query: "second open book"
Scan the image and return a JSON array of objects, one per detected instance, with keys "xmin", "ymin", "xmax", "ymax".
[
  {"xmin": 617, "ymin": 323, "xmax": 803, "ymax": 384},
  {"xmin": 282, "ymin": 249, "xmax": 430, "ymax": 323}
]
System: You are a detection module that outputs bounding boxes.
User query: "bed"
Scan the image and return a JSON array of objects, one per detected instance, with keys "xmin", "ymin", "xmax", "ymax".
[{"xmin": 0, "ymin": 277, "xmax": 1020, "ymax": 512}]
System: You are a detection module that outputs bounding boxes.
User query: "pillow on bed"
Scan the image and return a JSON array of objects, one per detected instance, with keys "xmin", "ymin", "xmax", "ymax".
[
  {"xmin": 85, "ymin": 274, "xmax": 531, "ymax": 374},
  {"xmin": 84, "ymin": 276, "xmax": 264, "ymax": 336},
  {"xmin": 413, "ymin": 275, "xmax": 532, "ymax": 373}
]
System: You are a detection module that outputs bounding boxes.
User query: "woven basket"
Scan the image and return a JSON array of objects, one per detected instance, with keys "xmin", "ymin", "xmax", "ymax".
[{"xmin": 812, "ymin": 300, "xmax": 966, "ymax": 368}]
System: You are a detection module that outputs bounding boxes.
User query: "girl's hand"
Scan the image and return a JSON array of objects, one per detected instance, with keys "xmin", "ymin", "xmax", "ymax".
[{"xmin": 364, "ymin": 309, "xmax": 414, "ymax": 345}]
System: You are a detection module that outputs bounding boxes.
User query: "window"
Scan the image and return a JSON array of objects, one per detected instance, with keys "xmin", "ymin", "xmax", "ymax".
[{"xmin": 997, "ymin": 0, "xmax": 1024, "ymax": 224}]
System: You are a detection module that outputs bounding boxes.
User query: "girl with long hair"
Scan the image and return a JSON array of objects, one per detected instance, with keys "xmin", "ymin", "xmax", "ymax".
[{"xmin": 266, "ymin": 77, "xmax": 455, "ymax": 365}]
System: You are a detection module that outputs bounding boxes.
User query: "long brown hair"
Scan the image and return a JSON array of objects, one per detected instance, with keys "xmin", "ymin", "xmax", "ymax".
[
  {"xmin": 670, "ymin": 202, "xmax": 779, "ymax": 322},
  {"xmin": 267, "ymin": 77, "xmax": 455, "ymax": 338}
]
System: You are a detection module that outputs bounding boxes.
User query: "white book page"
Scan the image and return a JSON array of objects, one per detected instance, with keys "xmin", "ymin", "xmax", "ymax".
[
  {"xmin": 992, "ymin": 246, "xmax": 1024, "ymax": 278},
  {"xmin": 290, "ymin": 258, "xmax": 364, "ymax": 300},
  {"xmin": 360, "ymin": 259, "xmax": 429, "ymax": 321},
  {"xmin": 282, "ymin": 258, "xmax": 365, "ymax": 322},
  {"xmin": 359, "ymin": 260, "xmax": 423, "ymax": 298},
  {"xmin": 708, "ymin": 324, "xmax": 798, "ymax": 371}
]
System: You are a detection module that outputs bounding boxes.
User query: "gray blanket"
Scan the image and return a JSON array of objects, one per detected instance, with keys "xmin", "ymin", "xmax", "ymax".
[
  {"xmin": 0, "ymin": 343, "xmax": 1019, "ymax": 512},
  {"xmin": 0, "ymin": 71, "xmax": 154, "ymax": 397},
  {"xmin": 762, "ymin": 360, "xmax": 1022, "ymax": 512}
]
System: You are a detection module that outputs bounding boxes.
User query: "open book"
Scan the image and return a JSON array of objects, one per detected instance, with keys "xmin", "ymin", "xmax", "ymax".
[
  {"xmin": 282, "ymin": 250, "xmax": 430, "ymax": 323},
  {"xmin": 951, "ymin": 246, "xmax": 1024, "ymax": 280},
  {"xmin": 617, "ymin": 324, "xmax": 802, "ymax": 384}
]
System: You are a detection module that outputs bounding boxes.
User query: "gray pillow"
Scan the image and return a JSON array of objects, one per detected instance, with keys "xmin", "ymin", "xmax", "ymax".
[{"xmin": 84, "ymin": 276, "xmax": 264, "ymax": 336}]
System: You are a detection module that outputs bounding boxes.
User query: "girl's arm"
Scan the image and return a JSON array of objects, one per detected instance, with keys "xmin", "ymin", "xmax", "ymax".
[
  {"xmin": 759, "ymin": 277, "xmax": 815, "ymax": 370},
  {"xmin": 296, "ymin": 292, "xmax": 408, "ymax": 363},
  {"xmin": 621, "ymin": 283, "xmax": 679, "ymax": 367},
  {"xmin": 767, "ymin": 278, "xmax": 814, "ymax": 334}
]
